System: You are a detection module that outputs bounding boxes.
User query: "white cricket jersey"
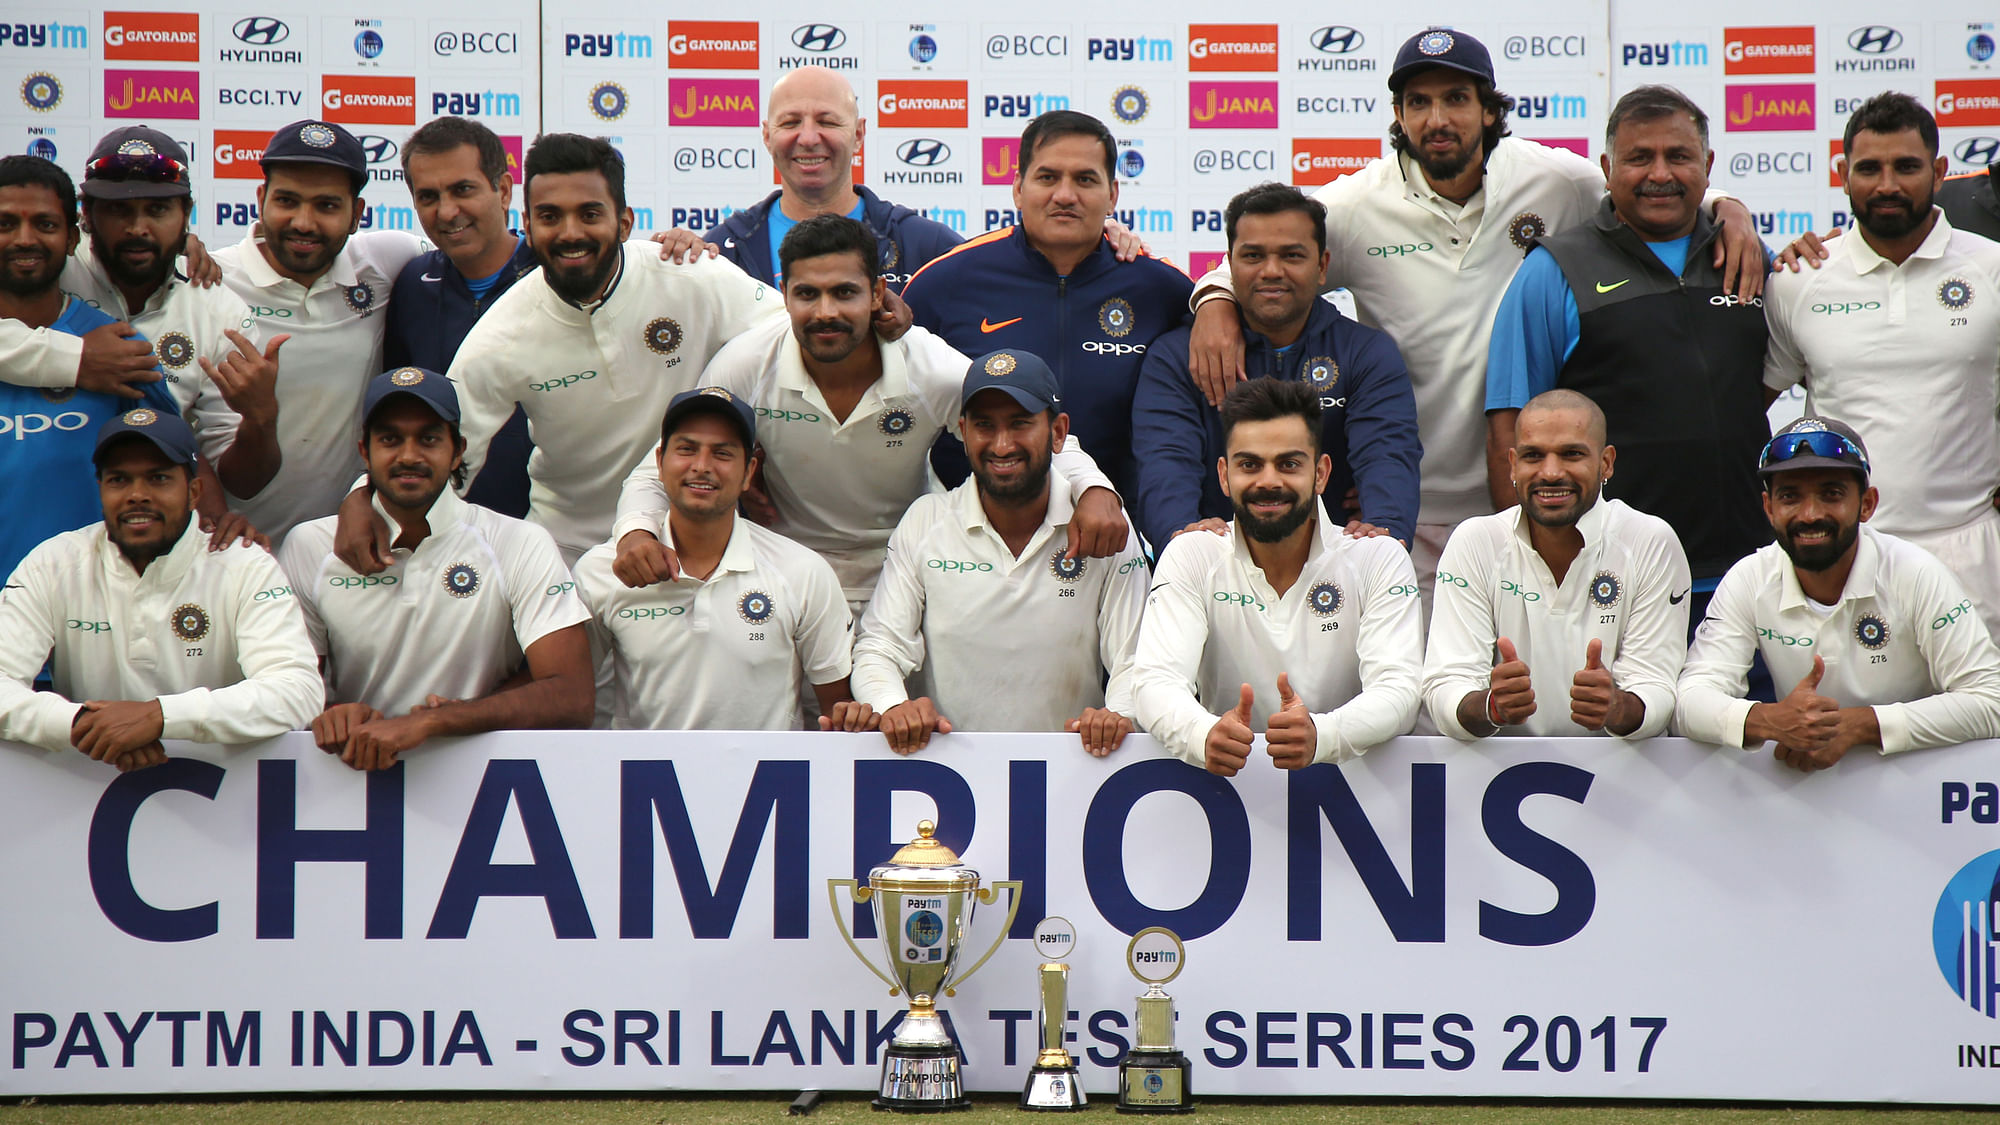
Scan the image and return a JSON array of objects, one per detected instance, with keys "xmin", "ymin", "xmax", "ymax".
[
  {"xmin": 575, "ymin": 515, "xmax": 853, "ymax": 731},
  {"xmin": 1197, "ymin": 141, "xmax": 1608, "ymax": 526},
  {"xmin": 1676, "ymin": 524, "xmax": 2000, "ymax": 753},
  {"xmin": 612, "ymin": 319, "xmax": 1118, "ymax": 608},
  {"xmin": 0, "ymin": 524, "xmax": 321, "ymax": 752},
  {"xmin": 852, "ymin": 481, "xmax": 1148, "ymax": 731},
  {"xmin": 0, "ymin": 247, "xmax": 259, "ymax": 462},
  {"xmin": 1763, "ymin": 211, "xmax": 2000, "ymax": 536},
  {"xmin": 1131, "ymin": 508, "xmax": 1423, "ymax": 766},
  {"xmin": 212, "ymin": 229, "xmax": 425, "ymax": 541},
  {"xmin": 1422, "ymin": 498, "xmax": 1692, "ymax": 740},
  {"xmin": 450, "ymin": 243, "xmax": 780, "ymax": 557},
  {"xmin": 279, "ymin": 486, "xmax": 589, "ymax": 717}
]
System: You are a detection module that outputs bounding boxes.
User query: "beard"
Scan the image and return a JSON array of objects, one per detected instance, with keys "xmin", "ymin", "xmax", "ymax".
[
  {"xmin": 971, "ymin": 443, "xmax": 1053, "ymax": 506},
  {"xmin": 798, "ymin": 316, "xmax": 865, "ymax": 365},
  {"xmin": 1408, "ymin": 126, "xmax": 1479, "ymax": 183},
  {"xmin": 1854, "ymin": 190, "xmax": 1932, "ymax": 240},
  {"xmin": 107, "ymin": 508, "xmax": 193, "ymax": 568},
  {"xmin": 1776, "ymin": 517, "xmax": 1859, "ymax": 573},
  {"xmin": 1232, "ymin": 486, "xmax": 1314, "ymax": 544},
  {"xmin": 540, "ymin": 237, "xmax": 620, "ymax": 305},
  {"xmin": 370, "ymin": 461, "xmax": 449, "ymax": 514},
  {"xmin": 95, "ymin": 230, "xmax": 186, "ymax": 291},
  {"xmin": 0, "ymin": 246, "xmax": 64, "ymax": 297}
]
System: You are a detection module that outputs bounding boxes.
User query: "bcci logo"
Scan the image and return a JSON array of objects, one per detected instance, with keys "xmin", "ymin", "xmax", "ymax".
[
  {"xmin": 1304, "ymin": 356, "xmax": 1338, "ymax": 392},
  {"xmin": 1111, "ymin": 86, "xmax": 1149, "ymax": 124},
  {"xmin": 1940, "ymin": 278, "xmax": 1975, "ymax": 311},
  {"xmin": 1508, "ymin": 212, "xmax": 1547, "ymax": 251},
  {"xmin": 878, "ymin": 409, "xmax": 915, "ymax": 436},
  {"xmin": 390, "ymin": 367, "xmax": 425, "ymax": 386},
  {"xmin": 1418, "ymin": 30, "xmax": 1455, "ymax": 56},
  {"xmin": 1048, "ymin": 547, "xmax": 1085, "ymax": 583},
  {"xmin": 443, "ymin": 563, "xmax": 480, "ymax": 598},
  {"xmin": 590, "ymin": 81, "xmax": 628, "ymax": 121},
  {"xmin": 298, "ymin": 123, "xmax": 336, "ymax": 148},
  {"xmin": 1934, "ymin": 850, "xmax": 2000, "ymax": 1017},
  {"xmin": 1589, "ymin": 572, "xmax": 1621, "ymax": 608},
  {"xmin": 345, "ymin": 283, "xmax": 374, "ymax": 314},
  {"xmin": 1856, "ymin": 615, "xmax": 1890, "ymax": 650},
  {"xmin": 122, "ymin": 408, "xmax": 159, "ymax": 426},
  {"xmin": 738, "ymin": 590, "xmax": 774, "ymax": 624},
  {"xmin": 21, "ymin": 73, "xmax": 61, "ymax": 112},
  {"xmin": 1099, "ymin": 297, "xmax": 1135, "ymax": 338},
  {"xmin": 156, "ymin": 332, "xmax": 194, "ymax": 369},
  {"xmin": 1308, "ymin": 581, "xmax": 1341, "ymax": 617},
  {"xmin": 645, "ymin": 317, "xmax": 684, "ymax": 356},
  {"xmin": 171, "ymin": 604, "xmax": 210, "ymax": 642}
]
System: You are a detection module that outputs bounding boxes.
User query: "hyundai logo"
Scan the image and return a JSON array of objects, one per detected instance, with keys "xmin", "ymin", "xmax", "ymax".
[
  {"xmin": 897, "ymin": 138, "xmax": 950, "ymax": 166},
  {"xmin": 232, "ymin": 16, "xmax": 290, "ymax": 45},
  {"xmin": 1846, "ymin": 25, "xmax": 1902, "ymax": 54},
  {"xmin": 1310, "ymin": 26, "xmax": 1364, "ymax": 54},
  {"xmin": 358, "ymin": 135, "xmax": 398, "ymax": 164},
  {"xmin": 792, "ymin": 24, "xmax": 846, "ymax": 52},
  {"xmin": 1956, "ymin": 136, "xmax": 2000, "ymax": 167}
]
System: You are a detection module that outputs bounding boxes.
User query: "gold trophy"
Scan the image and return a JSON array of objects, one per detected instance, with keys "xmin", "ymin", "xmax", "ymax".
[
  {"xmin": 1116, "ymin": 927, "xmax": 1192, "ymax": 1113},
  {"xmin": 828, "ymin": 819, "xmax": 1022, "ymax": 1112},
  {"xmin": 1020, "ymin": 916, "xmax": 1086, "ymax": 1110}
]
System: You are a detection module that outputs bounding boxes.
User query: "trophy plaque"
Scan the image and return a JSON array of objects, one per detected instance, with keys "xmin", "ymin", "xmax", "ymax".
[
  {"xmin": 829, "ymin": 819, "xmax": 1022, "ymax": 1112},
  {"xmin": 1020, "ymin": 916, "xmax": 1086, "ymax": 1111},
  {"xmin": 1116, "ymin": 927, "xmax": 1192, "ymax": 1114}
]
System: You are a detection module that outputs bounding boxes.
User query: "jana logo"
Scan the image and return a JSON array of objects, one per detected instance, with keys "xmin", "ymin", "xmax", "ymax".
[{"xmin": 1934, "ymin": 850, "xmax": 2000, "ymax": 1017}]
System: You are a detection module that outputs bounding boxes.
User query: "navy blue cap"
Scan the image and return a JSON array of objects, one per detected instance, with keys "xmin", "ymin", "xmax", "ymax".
[
  {"xmin": 961, "ymin": 349, "xmax": 1062, "ymax": 414},
  {"xmin": 1389, "ymin": 28, "xmax": 1495, "ymax": 93},
  {"xmin": 661, "ymin": 386, "xmax": 756, "ymax": 450},
  {"xmin": 82, "ymin": 126, "xmax": 192, "ymax": 199},
  {"xmin": 92, "ymin": 406, "xmax": 198, "ymax": 471},
  {"xmin": 364, "ymin": 366, "xmax": 459, "ymax": 426},
  {"xmin": 259, "ymin": 119, "xmax": 367, "ymax": 180}
]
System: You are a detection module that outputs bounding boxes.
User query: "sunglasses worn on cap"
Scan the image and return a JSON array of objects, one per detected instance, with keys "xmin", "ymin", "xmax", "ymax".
[
  {"xmin": 1759, "ymin": 429, "xmax": 1870, "ymax": 474},
  {"xmin": 86, "ymin": 153, "xmax": 188, "ymax": 181}
]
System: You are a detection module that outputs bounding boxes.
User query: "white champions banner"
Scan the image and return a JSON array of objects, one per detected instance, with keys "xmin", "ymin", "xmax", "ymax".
[{"xmin": 2, "ymin": 731, "xmax": 1997, "ymax": 1101}]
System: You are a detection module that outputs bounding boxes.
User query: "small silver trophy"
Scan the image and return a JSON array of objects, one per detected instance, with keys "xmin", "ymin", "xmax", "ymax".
[
  {"xmin": 1020, "ymin": 916, "xmax": 1086, "ymax": 1111},
  {"xmin": 828, "ymin": 819, "xmax": 1021, "ymax": 1112},
  {"xmin": 1116, "ymin": 927, "xmax": 1192, "ymax": 1113}
]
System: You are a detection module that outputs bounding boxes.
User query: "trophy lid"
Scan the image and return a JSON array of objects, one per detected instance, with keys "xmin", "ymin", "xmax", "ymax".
[
  {"xmin": 871, "ymin": 820, "xmax": 981, "ymax": 891},
  {"xmin": 887, "ymin": 820, "xmax": 960, "ymax": 867}
]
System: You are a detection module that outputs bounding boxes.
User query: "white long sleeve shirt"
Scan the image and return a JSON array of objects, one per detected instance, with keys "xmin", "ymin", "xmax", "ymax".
[
  {"xmin": 1676, "ymin": 524, "xmax": 2000, "ymax": 754},
  {"xmin": 450, "ymin": 244, "xmax": 780, "ymax": 558},
  {"xmin": 279, "ymin": 487, "xmax": 589, "ymax": 717},
  {"xmin": 211, "ymin": 230, "xmax": 425, "ymax": 540},
  {"xmin": 611, "ymin": 317, "xmax": 1115, "ymax": 607},
  {"xmin": 575, "ymin": 515, "xmax": 853, "ymax": 731},
  {"xmin": 1422, "ymin": 498, "xmax": 1692, "ymax": 740},
  {"xmin": 851, "ymin": 480, "xmax": 1148, "ymax": 731},
  {"xmin": 1763, "ymin": 211, "xmax": 2000, "ymax": 536},
  {"xmin": 1131, "ymin": 508, "xmax": 1422, "ymax": 766},
  {"xmin": 0, "ymin": 245, "xmax": 258, "ymax": 462},
  {"xmin": 0, "ymin": 524, "xmax": 322, "ymax": 751}
]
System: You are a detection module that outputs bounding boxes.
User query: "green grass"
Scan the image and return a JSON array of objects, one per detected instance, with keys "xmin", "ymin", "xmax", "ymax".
[{"xmin": 2, "ymin": 1095, "xmax": 1997, "ymax": 1125}]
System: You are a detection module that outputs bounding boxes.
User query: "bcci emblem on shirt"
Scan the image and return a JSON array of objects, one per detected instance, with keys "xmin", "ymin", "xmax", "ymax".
[
  {"xmin": 878, "ymin": 409, "xmax": 916, "ymax": 437},
  {"xmin": 1048, "ymin": 547, "xmax": 1085, "ymax": 583},
  {"xmin": 1308, "ymin": 582, "xmax": 1342, "ymax": 617},
  {"xmin": 171, "ymin": 603, "xmax": 210, "ymax": 642},
  {"xmin": 442, "ymin": 563, "xmax": 480, "ymax": 599},
  {"xmin": 345, "ymin": 283, "xmax": 374, "ymax": 316},
  {"xmin": 1099, "ymin": 297, "xmax": 1135, "ymax": 338},
  {"xmin": 155, "ymin": 332, "xmax": 195, "ymax": 370},
  {"xmin": 645, "ymin": 317, "xmax": 685, "ymax": 358},
  {"xmin": 738, "ymin": 590, "xmax": 774, "ymax": 624},
  {"xmin": 1940, "ymin": 278, "xmax": 1974, "ymax": 311},
  {"xmin": 1856, "ymin": 614, "xmax": 1890, "ymax": 650},
  {"xmin": 1589, "ymin": 572, "xmax": 1621, "ymax": 608},
  {"xmin": 1507, "ymin": 212, "xmax": 1547, "ymax": 252}
]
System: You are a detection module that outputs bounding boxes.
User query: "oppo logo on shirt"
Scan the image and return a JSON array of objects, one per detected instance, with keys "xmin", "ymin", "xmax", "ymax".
[
  {"xmin": 65, "ymin": 619, "xmax": 111, "ymax": 633},
  {"xmin": 1756, "ymin": 625, "xmax": 1814, "ymax": 647},
  {"xmin": 1809, "ymin": 301, "xmax": 1881, "ymax": 316},
  {"xmin": 1366, "ymin": 241, "xmax": 1434, "ymax": 257},
  {"xmin": 1081, "ymin": 340, "xmax": 1147, "ymax": 356},
  {"xmin": 329, "ymin": 575, "xmax": 399, "ymax": 589},
  {"xmin": 1500, "ymin": 580, "xmax": 1542, "ymax": 602},
  {"xmin": 756, "ymin": 407, "xmax": 824, "ymax": 423},
  {"xmin": 617, "ymin": 605, "xmax": 686, "ymax": 620},
  {"xmin": 253, "ymin": 585, "xmax": 292, "ymax": 600},
  {"xmin": 1435, "ymin": 570, "xmax": 1470, "ymax": 589},
  {"xmin": 1387, "ymin": 583, "xmax": 1419, "ymax": 597},
  {"xmin": 0, "ymin": 412, "xmax": 91, "ymax": 439},
  {"xmin": 1709, "ymin": 293, "xmax": 1762, "ymax": 308},
  {"xmin": 928, "ymin": 559, "xmax": 994, "ymax": 573},
  {"xmin": 1117, "ymin": 556, "xmax": 1147, "ymax": 574},
  {"xmin": 546, "ymin": 581, "xmax": 577, "ymax": 596},
  {"xmin": 530, "ymin": 370, "xmax": 599, "ymax": 392},
  {"xmin": 1935, "ymin": 600, "xmax": 1976, "ymax": 631},
  {"xmin": 1213, "ymin": 590, "xmax": 1266, "ymax": 611},
  {"xmin": 248, "ymin": 305, "xmax": 294, "ymax": 318}
]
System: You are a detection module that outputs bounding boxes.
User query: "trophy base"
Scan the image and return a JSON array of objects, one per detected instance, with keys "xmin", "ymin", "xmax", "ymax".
[
  {"xmin": 1116, "ymin": 1048, "xmax": 1192, "ymax": 1113},
  {"xmin": 873, "ymin": 1042, "xmax": 969, "ymax": 1113},
  {"xmin": 1020, "ymin": 1063, "xmax": 1088, "ymax": 1111}
]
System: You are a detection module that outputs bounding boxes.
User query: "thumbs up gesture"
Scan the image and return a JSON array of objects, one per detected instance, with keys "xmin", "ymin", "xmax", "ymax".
[
  {"xmin": 1265, "ymin": 673, "xmax": 1316, "ymax": 770},
  {"xmin": 1488, "ymin": 637, "xmax": 1536, "ymax": 726},
  {"xmin": 1569, "ymin": 638, "xmax": 1620, "ymax": 731},
  {"xmin": 1204, "ymin": 684, "xmax": 1256, "ymax": 777},
  {"xmin": 1759, "ymin": 655, "xmax": 1842, "ymax": 768}
]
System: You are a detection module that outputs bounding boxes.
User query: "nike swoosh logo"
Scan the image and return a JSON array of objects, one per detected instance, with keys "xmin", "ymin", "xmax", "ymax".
[
  {"xmin": 1595, "ymin": 279, "xmax": 1630, "ymax": 294},
  {"xmin": 420, "ymin": 272, "xmax": 442, "ymax": 282},
  {"xmin": 980, "ymin": 317, "xmax": 1023, "ymax": 333},
  {"xmin": 1669, "ymin": 588, "xmax": 1689, "ymax": 605},
  {"xmin": 723, "ymin": 238, "xmax": 736, "ymax": 248},
  {"xmin": 1149, "ymin": 581, "xmax": 1171, "ymax": 595}
]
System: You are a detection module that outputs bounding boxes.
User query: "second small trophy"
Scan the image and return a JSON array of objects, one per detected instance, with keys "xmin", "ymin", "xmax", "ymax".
[
  {"xmin": 1116, "ymin": 927, "xmax": 1192, "ymax": 1113},
  {"xmin": 1020, "ymin": 916, "xmax": 1086, "ymax": 1111}
]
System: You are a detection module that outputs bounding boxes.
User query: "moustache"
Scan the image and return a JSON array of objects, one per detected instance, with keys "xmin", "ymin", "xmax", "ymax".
[
  {"xmin": 113, "ymin": 238, "xmax": 163, "ymax": 256},
  {"xmin": 804, "ymin": 319, "xmax": 854, "ymax": 337},
  {"xmin": 1634, "ymin": 182, "xmax": 1685, "ymax": 197},
  {"xmin": 1786, "ymin": 520, "xmax": 1838, "ymax": 539},
  {"xmin": 1243, "ymin": 488, "xmax": 1297, "ymax": 506}
]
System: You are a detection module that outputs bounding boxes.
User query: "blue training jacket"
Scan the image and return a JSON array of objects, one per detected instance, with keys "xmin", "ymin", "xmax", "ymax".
[
  {"xmin": 903, "ymin": 226, "xmax": 1193, "ymax": 514},
  {"xmin": 1131, "ymin": 297, "xmax": 1421, "ymax": 550},
  {"xmin": 708, "ymin": 185, "xmax": 963, "ymax": 292},
  {"xmin": 383, "ymin": 235, "xmax": 540, "ymax": 517}
]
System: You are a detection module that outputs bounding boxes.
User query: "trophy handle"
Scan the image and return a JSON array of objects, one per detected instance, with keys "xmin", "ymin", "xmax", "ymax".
[
  {"xmin": 945, "ymin": 879, "xmax": 1024, "ymax": 995},
  {"xmin": 826, "ymin": 878, "xmax": 901, "ymax": 996}
]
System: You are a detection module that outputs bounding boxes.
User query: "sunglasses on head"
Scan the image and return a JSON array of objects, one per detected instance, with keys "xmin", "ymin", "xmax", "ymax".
[
  {"xmin": 86, "ymin": 153, "xmax": 188, "ymax": 181},
  {"xmin": 1758, "ymin": 429, "xmax": 1870, "ymax": 474}
]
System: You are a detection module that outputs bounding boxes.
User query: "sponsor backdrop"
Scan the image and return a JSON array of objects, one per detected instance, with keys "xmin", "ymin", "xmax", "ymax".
[
  {"xmin": 1, "ymin": 731, "xmax": 1996, "ymax": 1100},
  {"xmin": 2, "ymin": 1, "xmax": 1982, "ymax": 267}
]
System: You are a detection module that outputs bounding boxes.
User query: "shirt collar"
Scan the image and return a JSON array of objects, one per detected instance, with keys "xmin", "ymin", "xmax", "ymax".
[
  {"xmin": 1845, "ymin": 207, "xmax": 1951, "ymax": 274},
  {"xmin": 561, "ymin": 243, "xmax": 627, "ymax": 314},
  {"xmin": 1777, "ymin": 523, "xmax": 1881, "ymax": 611},
  {"xmin": 1397, "ymin": 150, "xmax": 1487, "ymax": 212},
  {"xmin": 1230, "ymin": 498, "xmax": 1339, "ymax": 571},
  {"xmin": 664, "ymin": 512, "xmax": 757, "ymax": 578},
  {"xmin": 954, "ymin": 468, "xmax": 1076, "ymax": 538},
  {"xmin": 776, "ymin": 330, "xmax": 906, "ymax": 403},
  {"xmin": 1506, "ymin": 495, "xmax": 1611, "ymax": 552},
  {"xmin": 368, "ymin": 482, "xmax": 469, "ymax": 553},
  {"xmin": 96, "ymin": 514, "xmax": 204, "ymax": 586},
  {"xmin": 233, "ymin": 229, "xmax": 358, "ymax": 291}
]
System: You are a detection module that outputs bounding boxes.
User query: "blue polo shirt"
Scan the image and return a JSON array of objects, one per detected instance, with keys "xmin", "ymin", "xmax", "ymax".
[{"xmin": 0, "ymin": 296, "xmax": 179, "ymax": 584}]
